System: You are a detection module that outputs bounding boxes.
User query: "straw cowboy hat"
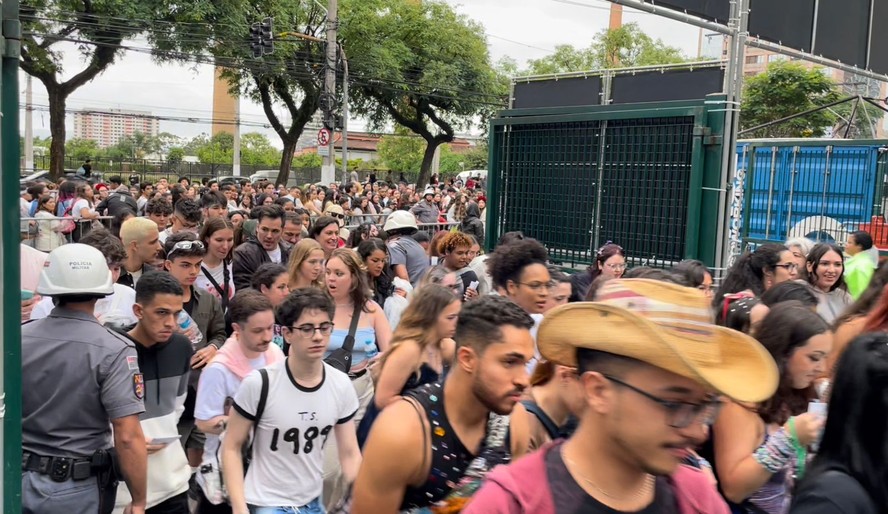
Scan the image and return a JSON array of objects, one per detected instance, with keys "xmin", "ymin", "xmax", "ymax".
[{"xmin": 538, "ymin": 279, "xmax": 779, "ymax": 403}]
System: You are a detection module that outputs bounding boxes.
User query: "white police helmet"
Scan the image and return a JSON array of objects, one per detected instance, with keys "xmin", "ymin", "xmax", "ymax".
[
  {"xmin": 383, "ymin": 210, "xmax": 418, "ymax": 232},
  {"xmin": 36, "ymin": 244, "xmax": 114, "ymax": 297}
]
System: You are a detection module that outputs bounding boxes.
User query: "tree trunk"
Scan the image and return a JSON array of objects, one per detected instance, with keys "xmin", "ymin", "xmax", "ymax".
[
  {"xmin": 47, "ymin": 85, "xmax": 67, "ymax": 180},
  {"xmin": 276, "ymin": 138, "xmax": 297, "ymax": 186},
  {"xmin": 416, "ymin": 138, "xmax": 443, "ymax": 189}
]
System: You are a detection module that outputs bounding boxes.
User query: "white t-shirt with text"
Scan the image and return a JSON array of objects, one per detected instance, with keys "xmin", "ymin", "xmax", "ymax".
[{"xmin": 233, "ymin": 361, "xmax": 358, "ymax": 507}]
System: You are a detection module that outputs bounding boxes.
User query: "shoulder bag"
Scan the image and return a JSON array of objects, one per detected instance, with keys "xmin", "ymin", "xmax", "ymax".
[{"xmin": 324, "ymin": 303, "xmax": 362, "ymax": 374}]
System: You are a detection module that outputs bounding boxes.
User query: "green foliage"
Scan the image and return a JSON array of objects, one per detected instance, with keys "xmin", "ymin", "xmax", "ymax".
[
  {"xmin": 154, "ymin": 0, "xmax": 326, "ymax": 179},
  {"xmin": 240, "ymin": 133, "xmax": 283, "ymax": 166},
  {"xmin": 376, "ymin": 134, "xmax": 426, "ymax": 173},
  {"xmin": 64, "ymin": 138, "xmax": 100, "ymax": 161},
  {"xmin": 340, "ymin": 0, "xmax": 505, "ymax": 186},
  {"xmin": 20, "ymin": 0, "xmax": 169, "ymax": 176},
  {"xmin": 293, "ymin": 153, "xmax": 323, "ymax": 168},
  {"xmin": 167, "ymin": 147, "xmax": 185, "ymax": 165},
  {"xmin": 525, "ymin": 23, "xmax": 686, "ymax": 75},
  {"xmin": 740, "ymin": 61, "xmax": 842, "ymax": 138}
]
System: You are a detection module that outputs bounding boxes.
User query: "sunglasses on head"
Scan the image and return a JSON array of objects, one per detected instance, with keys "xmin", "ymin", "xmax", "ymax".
[{"xmin": 166, "ymin": 240, "xmax": 205, "ymax": 258}]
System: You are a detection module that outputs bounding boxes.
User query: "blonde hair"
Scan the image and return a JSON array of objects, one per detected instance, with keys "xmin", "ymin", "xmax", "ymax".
[
  {"xmin": 120, "ymin": 217, "xmax": 159, "ymax": 246},
  {"xmin": 381, "ymin": 285, "xmax": 459, "ymax": 372},
  {"xmin": 287, "ymin": 238, "xmax": 325, "ymax": 289}
]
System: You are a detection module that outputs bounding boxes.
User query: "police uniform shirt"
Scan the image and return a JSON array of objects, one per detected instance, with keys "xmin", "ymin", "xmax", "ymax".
[{"xmin": 22, "ymin": 307, "xmax": 145, "ymax": 458}]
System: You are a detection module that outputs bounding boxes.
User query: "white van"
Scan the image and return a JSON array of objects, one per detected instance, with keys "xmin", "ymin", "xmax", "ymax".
[{"xmin": 456, "ymin": 169, "xmax": 487, "ymax": 182}]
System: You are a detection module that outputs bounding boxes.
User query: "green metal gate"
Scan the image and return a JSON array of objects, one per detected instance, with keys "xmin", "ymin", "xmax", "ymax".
[{"xmin": 487, "ymin": 97, "xmax": 728, "ymax": 269}]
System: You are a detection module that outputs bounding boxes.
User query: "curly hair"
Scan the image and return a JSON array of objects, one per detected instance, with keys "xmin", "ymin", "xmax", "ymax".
[
  {"xmin": 437, "ymin": 231, "xmax": 473, "ymax": 255},
  {"xmin": 486, "ymin": 238, "xmax": 549, "ymax": 289}
]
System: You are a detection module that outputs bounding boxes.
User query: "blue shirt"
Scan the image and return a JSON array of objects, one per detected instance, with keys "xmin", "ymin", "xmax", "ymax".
[{"xmin": 325, "ymin": 327, "xmax": 377, "ymax": 366}]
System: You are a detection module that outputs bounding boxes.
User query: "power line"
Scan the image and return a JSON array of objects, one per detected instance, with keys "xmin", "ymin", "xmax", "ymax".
[
  {"xmin": 23, "ymin": 103, "xmax": 273, "ymax": 127},
  {"xmin": 21, "ymin": 13, "xmax": 508, "ymax": 101},
  {"xmin": 22, "ymin": 32, "xmax": 508, "ymax": 107}
]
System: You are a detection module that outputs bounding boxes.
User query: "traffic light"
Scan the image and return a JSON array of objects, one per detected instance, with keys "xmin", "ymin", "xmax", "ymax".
[
  {"xmin": 249, "ymin": 23, "xmax": 262, "ymax": 58},
  {"xmin": 260, "ymin": 18, "xmax": 274, "ymax": 55}
]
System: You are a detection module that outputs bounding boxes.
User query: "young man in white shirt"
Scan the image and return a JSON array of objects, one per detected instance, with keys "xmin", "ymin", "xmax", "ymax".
[
  {"xmin": 194, "ymin": 290, "xmax": 285, "ymax": 512},
  {"xmin": 222, "ymin": 288, "xmax": 361, "ymax": 514}
]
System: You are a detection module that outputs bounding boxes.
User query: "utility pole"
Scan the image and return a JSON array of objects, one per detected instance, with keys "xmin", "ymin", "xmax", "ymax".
[
  {"xmin": 321, "ymin": 0, "xmax": 338, "ymax": 185},
  {"xmin": 340, "ymin": 45, "xmax": 348, "ymax": 185},
  {"xmin": 24, "ymin": 74, "xmax": 33, "ymax": 172},
  {"xmin": 232, "ymin": 97, "xmax": 241, "ymax": 176}
]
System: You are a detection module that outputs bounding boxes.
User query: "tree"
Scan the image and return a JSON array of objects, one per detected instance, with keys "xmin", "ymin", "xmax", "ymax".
[
  {"xmin": 64, "ymin": 138, "xmax": 99, "ymax": 161},
  {"xmin": 292, "ymin": 152, "xmax": 323, "ymax": 168},
  {"xmin": 525, "ymin": 45, "xmax": 599, "ymax": 75},
  {"xmin": 376, "ymin": 132, "xmax": 425, "ymax": 173},
  {"xmin": 154, "ymin": 0, "xmax": 326, "ymax": 185},
  {"xmin": 239, "ymin": 132, "xmax": 282, "ymax": 166},
  {"xmin": 524, "ymin": 23, "xmax": 686, "ymax": 75},
  {"xmin": 740, "ymin": 61, "xmax": 842, "ymax": 138},
  {"xmin": 104, "ymin": 137, "xmax": 136, "ymax": 162},
  {"xmin": 20, "ymin": 0, "xmax": 165, "ymax": 178},
  {"xmin": 167, "ymin": 147, "xmax": 185, "ymax": 165},
  {"xmin": 340, "ymin": 0, "xmax": 505, "ymax": 188},
  {"xmin": 193, "ymin": 132, "xmax": 234, "ymax": 164}
]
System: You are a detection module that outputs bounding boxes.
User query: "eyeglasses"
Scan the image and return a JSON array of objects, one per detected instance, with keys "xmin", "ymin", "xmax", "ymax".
[
  {"xmin": 605, "ymin": 263, "xmax": 627, "ymax": 271},
  {"xmin": 516, "ymin": 281, "xmax": 550, "ymax": 292},
  {"xmin": 773, "ymin": 262, "xmax": 798, "ymax": 271},
  {"xmin": 289, "ymin": 322, "xmax": 334, "ymax": 337},
  {"xmin": 167, "ymin": 240, "xmax": 205, "ymax": 255},
  {"xmin": 602, "ymin": 375, "xmax": 722, "ymax": 429}
]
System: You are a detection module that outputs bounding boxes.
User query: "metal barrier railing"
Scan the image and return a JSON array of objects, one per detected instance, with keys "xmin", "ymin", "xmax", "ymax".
[{"xmin": 20, "ymin": 215, "xmax": 115, "ymax": 250}]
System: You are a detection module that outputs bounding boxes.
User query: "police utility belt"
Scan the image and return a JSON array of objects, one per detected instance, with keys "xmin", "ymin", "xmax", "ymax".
[{"xmin": 22, "ymin": 449, "xmax": 113, "ymax": 482}]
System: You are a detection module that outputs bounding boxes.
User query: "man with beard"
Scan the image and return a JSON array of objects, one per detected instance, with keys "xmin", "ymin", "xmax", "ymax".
[
  {"xmin": 193, "ymin": 290, "xmax": 285, "ymax": 512},
  {"xmin": 119, "ymin": 217, "xmax": 164, "ymax": 289},
  {"xmin": 465, "ymin": 279, "xmax": 780, "ymax": 514},
  {"xmin": 351, "ymin": 296, "xmax": 534, "ymax": 513}
]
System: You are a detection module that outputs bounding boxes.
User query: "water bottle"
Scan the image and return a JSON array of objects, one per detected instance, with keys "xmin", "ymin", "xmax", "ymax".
[{"xmin": 177, "ymin": 311, "xmax": 204, "ymax": 348}]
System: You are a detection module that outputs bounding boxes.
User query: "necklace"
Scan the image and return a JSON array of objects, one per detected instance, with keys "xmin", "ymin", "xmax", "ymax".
[{"xmin": 561, "ymin": 446, "xmax": 655, "ymax": 501}]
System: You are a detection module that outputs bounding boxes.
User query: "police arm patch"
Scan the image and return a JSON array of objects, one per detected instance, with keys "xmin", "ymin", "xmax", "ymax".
[{"xmin": 133, "ymin": 373, "xmax": 145, "ymax": 400}]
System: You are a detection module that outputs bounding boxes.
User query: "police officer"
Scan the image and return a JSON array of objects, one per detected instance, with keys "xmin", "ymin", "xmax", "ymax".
[{"xmin": 22, "ymin": 244, "xmax": 148, "ymax": 514}]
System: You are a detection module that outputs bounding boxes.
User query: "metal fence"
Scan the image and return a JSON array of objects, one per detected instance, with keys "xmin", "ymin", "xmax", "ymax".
[
  {"xmin": 21, "ymin": 216, "xmax": 115, "ymax": 249},
  {"xmin": 25, "ymin": 156, "xmax": 324, "ymax": 185},
  {"xmin": 487, "ymin": 98, "xmax": 727, "ymax": 269},
  {"xmin": 738, "ymin": 140, "xmax": 888, "ymax": 249}
]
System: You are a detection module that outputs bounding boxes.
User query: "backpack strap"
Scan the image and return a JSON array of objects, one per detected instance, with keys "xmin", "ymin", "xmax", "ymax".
[
  {"xmin": 520, "ymin": 399, "xmax": 561, "ymax": 440},
  {"xmin": 254, "ymin": 368, "xmax": 270, "ymax": 424}
]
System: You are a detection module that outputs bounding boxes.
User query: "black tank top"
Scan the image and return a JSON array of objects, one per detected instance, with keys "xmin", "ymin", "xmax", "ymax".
[{"xmin": 399, "ymin": 381, "xmax": 476, "ymax": 510}]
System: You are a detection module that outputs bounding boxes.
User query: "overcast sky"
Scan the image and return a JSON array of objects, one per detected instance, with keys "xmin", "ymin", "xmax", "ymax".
[{"xmin": 19, "ymin": 0, "xmax": 705, "ymax": 148}]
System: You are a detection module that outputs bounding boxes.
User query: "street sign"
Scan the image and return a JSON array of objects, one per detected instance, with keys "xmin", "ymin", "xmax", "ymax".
[
  {"xmin": 318, "ymin": 145, "xmax": 330, "ymax": 156},
  {"xmin": 317, "ymin": 128, "xmax": 331, "ymax": 146}
]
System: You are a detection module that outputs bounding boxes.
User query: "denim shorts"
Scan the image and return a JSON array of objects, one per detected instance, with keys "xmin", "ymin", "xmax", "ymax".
[{"xmin": 249, "ymin": 497, "xmax": 324, "ymax": 514}]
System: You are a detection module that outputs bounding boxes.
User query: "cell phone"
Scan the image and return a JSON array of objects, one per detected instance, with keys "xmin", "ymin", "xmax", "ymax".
[
  {"xmin": 467, "ymin": 281, "xmax": 479, "ymax": 292},
  {"xmin": 149, "ymin": 435, "xmax": 181, "ymax": 445},
  {"xmin": 808, "ymin": 401, "xmax": 827, "ymax": 452},
  {"xmin": 21, "ymin": 290, "xmax": 34, "ymax": 301}
]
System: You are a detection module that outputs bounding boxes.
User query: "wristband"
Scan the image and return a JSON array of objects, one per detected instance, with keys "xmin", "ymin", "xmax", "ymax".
[
  {"xmin": 752, "ymin": 427, "xmax": 794, "ymax": 474},
  {"xmin": 788, "ymin": 417, "xmax": 808, "ymax": 479}
]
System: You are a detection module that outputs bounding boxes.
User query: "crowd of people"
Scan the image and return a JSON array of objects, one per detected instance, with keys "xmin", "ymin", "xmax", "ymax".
[{"xmin": 17, "ymin": 171, "xmax": 888, "ymax": 514}]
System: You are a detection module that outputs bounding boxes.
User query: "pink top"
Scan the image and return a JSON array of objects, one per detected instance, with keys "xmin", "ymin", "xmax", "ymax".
[{"xmin": 464, "ymin": 441, "xmax": 730, "ymax": 514}]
